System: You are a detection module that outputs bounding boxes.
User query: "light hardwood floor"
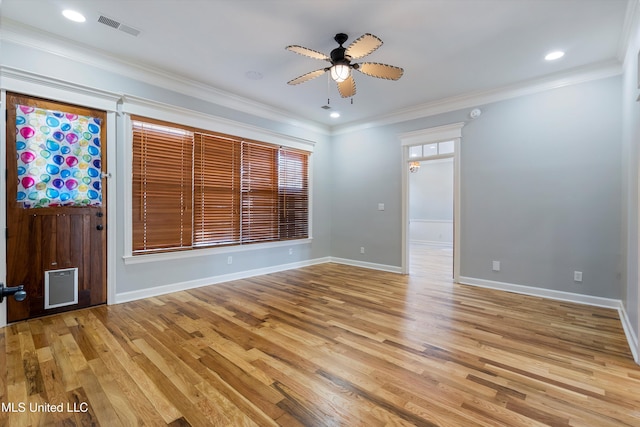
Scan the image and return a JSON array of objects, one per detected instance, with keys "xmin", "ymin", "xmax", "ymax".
[{"xmin": 1, "ymin": 245, "xmax": 639, "ymax": 426}]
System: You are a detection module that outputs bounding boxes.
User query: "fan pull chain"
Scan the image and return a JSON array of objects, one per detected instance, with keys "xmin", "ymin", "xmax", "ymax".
[{"xmin": 327, "ymin": 73, "xmax": 331, "ymax": 106}]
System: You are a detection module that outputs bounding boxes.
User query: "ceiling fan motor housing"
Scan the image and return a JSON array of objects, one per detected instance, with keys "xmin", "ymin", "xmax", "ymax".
[{"xmin": 331, "ymin": 47, "xmax": 348, "ymax": 64}]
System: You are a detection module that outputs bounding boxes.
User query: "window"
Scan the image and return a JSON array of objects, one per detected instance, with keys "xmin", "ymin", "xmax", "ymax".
[
  {"xmin": 132, "ymin": 117, "xmax": 309, "ymax": 254},
  {"xmin": 408, "ymin": 140, "xmax": 455, "ymax": 160},
  {"xmin": 193, "ymin": 133, "xmax": 241, "ymax": 247},
  {"xmin": 241, "ymin": 141, "xmax": 278, "ymax": 243},
  {"xmin": 279, "ymin": 150, "xmax": 309, "ymax": 240},
  {"xmin": 132, "ymin": 121, "xmax": 193, "ymax": 252}
]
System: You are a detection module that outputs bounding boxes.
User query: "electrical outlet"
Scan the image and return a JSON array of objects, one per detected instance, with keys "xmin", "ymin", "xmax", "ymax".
[
  {"xmin": 574, "ymin": 271, "xmax": 583, "ymax": 282},
  {"xmin": 360, "ymin": 247, "xmax": 365, "ymax": 254},
  {"xmin": 492, "ymin": 260, "xmax": 500, "ymax": 271},
  {"xmin": 227, "ymin": 256, "xmax": 233, "ymax": 265},
  {"xmin": 288, "ymin": 248, "xmax": 293, "ymax": 255}
]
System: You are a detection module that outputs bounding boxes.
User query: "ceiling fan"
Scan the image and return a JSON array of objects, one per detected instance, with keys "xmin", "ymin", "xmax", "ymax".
[{"xmin": 286, "ymin": 33, "xmax": 404, "ymax": 98}]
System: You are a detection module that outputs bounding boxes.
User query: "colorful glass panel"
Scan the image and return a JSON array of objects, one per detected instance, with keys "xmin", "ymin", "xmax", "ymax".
[{"xmin": 15, "ymin": 105, "xmax": 102, "ymax": 208}]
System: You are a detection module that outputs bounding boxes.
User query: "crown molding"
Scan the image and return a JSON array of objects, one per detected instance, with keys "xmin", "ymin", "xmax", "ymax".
[
  {"xmin": 0, "ymin": 18, "xmax": 330, "ymax": 136},
  {"xmin": 0, "ymin": 66, "xmax": 121, "ymax": 111},
  {"xmin": 619, "ymin": 0, "xmax": 640, "ymax": 64},
  {"xmin": 331, "ymin": 59, "xmax": 623, "ymax": 135}
]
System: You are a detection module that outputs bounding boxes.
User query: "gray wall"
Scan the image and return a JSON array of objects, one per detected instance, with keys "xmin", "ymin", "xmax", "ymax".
[
  {"xmin": 331, "ymin": 76, "xmax": 623, "ymax": 299},
  {"xmin": 409, "ymin": 159, "xmax": 454, "ymax": 221},
  {"xmin": 409, "ymin": 159, "xmax": 454, "ymax": 245},
  {"xmin": 330, "ymin": 126, "xmax": 405, "ymax": 266},
  {"xmin": 460, "ymin": 78, "xmax": 622, "ymax": 298}
]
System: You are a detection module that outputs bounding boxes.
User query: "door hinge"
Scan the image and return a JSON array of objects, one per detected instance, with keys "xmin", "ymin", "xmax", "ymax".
[{"xmin": 5, "ymin": 228, "xmax": 8, "ymax": 240}]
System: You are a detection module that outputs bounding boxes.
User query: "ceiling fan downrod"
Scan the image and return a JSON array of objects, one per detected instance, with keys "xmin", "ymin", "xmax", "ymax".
[{"xmin": 330, "ymin": 33, "xmax": 351, "ymax": 71}]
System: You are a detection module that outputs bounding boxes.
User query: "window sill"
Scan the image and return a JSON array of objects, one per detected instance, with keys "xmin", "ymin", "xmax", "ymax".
[{"xmin": 122, "ymin": 238, "xmax": 313, "ymax": 265}]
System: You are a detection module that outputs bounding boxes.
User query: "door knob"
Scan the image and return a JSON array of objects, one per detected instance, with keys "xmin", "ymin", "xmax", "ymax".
[
  {"xmin": 0, "ymin": 284, "xmax": 27, "ymax": 302},
  {"xmin": 96, "ymin": 224, "xmax": 104, "ymax": 231}
]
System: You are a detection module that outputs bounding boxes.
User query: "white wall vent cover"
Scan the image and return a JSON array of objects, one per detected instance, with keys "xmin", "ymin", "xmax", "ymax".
[
  {"xmin": 97, "ymin": 14, "xmax": 141, "ymax": 37},
  {"xmin": 45, "ymin": 268, "xmax": 78, "ymax": 309}
]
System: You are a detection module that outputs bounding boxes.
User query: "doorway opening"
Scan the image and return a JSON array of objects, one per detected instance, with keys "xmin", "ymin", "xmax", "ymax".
[
  {"xmin": 408, "ymin": 156, "xmax": 454, "ymax": 277},
  {"xmin": 400, "ymin": 122, "xmax": 464, "ymax": 280}
]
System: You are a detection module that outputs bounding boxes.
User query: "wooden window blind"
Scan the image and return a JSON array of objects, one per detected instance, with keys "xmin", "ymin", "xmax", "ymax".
[
  {"xmin": 193, "ymin": 133, "xmax": 241, "ymax": 246},
  {"xmin": 279, "ymin": 148, "xmax": 309, "ymax": 240},
  {"xmin": 132, "ymin": 120, "xmax": 193, "ymax": 253},
  {"xmin": 241, "ymin": 141, "xmax": 279, "ymax": 243},
  {"xmin": 131, "ymin": 117, "xmax": 310, "ymax": 255}
]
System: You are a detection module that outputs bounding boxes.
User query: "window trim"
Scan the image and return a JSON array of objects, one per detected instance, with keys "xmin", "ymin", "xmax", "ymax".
[
  {"xmin": 121, "ymin": 96, "xmax": 314, "ymax": 262},
  {"xmin": 123, "ymin": 237, "xmax": 312, "ymax": 265}
]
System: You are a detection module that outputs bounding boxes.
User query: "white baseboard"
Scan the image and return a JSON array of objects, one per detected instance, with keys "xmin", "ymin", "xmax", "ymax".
[
  {"xmin": 618, "ymin": 303, "xmax": 639, "ymax": 364},
  {"xmin": 459, "ymin": 276, "xmax": 638, "ymax": 364},
  {"xmin": 459, "ymin": 276, "xmax": 621, "ymax": 308},
  {"xmin": 114, "ymin": 257, "xmax": 331, "ymax": 304},
  {"xmin": 115, "ymin": 255, "xmax": 402, "ymax": 304},
  {"xmin": 328, "ymin": 257, "xmax": 403, "ymax": 274}
]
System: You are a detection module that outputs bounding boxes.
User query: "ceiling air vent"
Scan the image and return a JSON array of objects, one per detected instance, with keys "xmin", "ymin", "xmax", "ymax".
[
  {"xmin": 118, "ymin": 24, "xmax": 141, "ymax": 37},
  {"xmin": 97, "ymin": 14, "xmax": 141, "ymax": 37},
  {"xmin": 97, "ymin": 15, "xmax": 119, "ymax": 29}
]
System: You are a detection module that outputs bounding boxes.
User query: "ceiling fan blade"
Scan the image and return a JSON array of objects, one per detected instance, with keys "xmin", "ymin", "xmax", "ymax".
[
  {"xmin": 357, "ymin": 62, "xmax": 404, "ymax": 80},
  {"xmin": 285, "ymin": 45, "xmax": 329, "ymax": 61},
  {"xmin": 337, "ymin": 75, "xmax": 356, "ymax": 98},
  {"xmin": 287, "ymin": 69, "xmax": 327, "ymax": 85},
  {"xmin": 345, "ymin": 33, "xmax": 383, "ymax": 59}
]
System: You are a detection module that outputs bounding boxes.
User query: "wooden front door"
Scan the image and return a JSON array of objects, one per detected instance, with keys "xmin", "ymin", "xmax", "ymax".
[{"xmin": 6, "ymin": 93, "xmax": 107, "ymax": 322}]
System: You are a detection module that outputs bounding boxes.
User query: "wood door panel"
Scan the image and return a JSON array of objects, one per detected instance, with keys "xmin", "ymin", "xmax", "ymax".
[
  {"xmin": 57, "ymin": 214, "xmax": 72, "ymax": 266},
  {"xmin": 6, "ymin": 93, "xmax": 107, "ymax": 322},
  {"xmin": 5, "ymin": 213, "xmax": 32, "ymax": 321},
  {"xmin": 40, "ymin": 214, "xmax": 57, "ymax": 274}
]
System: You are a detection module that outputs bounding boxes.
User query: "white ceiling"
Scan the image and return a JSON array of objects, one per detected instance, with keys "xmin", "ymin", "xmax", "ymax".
[{"xmin": 0, "ymin": 0, "xmax": 630, "ymax": 128}]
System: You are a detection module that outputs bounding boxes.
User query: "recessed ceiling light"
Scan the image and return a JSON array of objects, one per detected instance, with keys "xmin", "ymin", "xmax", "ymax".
[
  {"xmin": 545, "ymin": 51, "xmax": 565, "ymax": 61},
  {"xmin": 62, "ymin": 9, "xmax": 86, "ymax": 23},
  {"xmin": 330, "ymin": 112, "xmax": 340, "ymax": 118}
]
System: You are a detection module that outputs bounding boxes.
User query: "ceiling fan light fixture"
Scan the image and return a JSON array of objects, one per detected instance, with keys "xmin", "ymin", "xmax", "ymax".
[{"xmin": 330, "ymin": 64, "xmax": 350, "ymax": 83}]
